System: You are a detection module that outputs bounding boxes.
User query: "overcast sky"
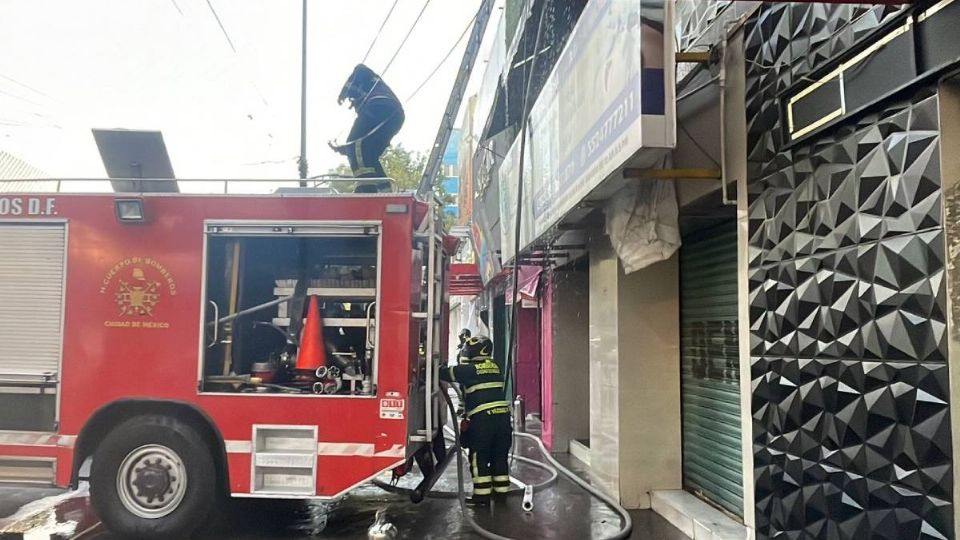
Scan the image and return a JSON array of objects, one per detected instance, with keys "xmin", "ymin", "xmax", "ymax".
[{"xmin": 0, "ymin": 0, "xmax": 484, "ymax": 185}]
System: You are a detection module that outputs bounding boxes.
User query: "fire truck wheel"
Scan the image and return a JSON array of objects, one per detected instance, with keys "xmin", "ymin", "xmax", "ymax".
[{"xmin": 90, "ymin": 414, "xmax": 216, "ymax": 540}]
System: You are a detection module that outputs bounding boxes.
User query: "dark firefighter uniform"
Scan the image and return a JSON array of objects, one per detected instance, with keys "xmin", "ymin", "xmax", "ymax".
[
  {"xmin": 332, "ymin": 64, "xmax": 404, "ymax": 192},
  {"xmin": 439, "ymin": 336, "xmax": 512, "ymax": 502}
]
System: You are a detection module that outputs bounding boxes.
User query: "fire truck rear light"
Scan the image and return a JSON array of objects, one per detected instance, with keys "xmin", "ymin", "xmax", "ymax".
[{"xmin": 114, "ymin": 198, "xmax": 145, "ymax": 222}]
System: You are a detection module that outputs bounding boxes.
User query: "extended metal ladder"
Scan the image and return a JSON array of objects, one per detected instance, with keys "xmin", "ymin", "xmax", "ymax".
[
  {"xmin": 410, "ymin": 0, "xmax": 494, "ymax": 442},
  {"xmin": 415, "ymin": 0, "xmax": 495, "ymax": 199}
]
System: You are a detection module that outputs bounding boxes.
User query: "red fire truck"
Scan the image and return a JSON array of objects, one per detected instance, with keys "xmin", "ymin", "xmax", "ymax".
[{"xmin": 0, "ymin": 182, "xmax": 450, "ymax": 538}]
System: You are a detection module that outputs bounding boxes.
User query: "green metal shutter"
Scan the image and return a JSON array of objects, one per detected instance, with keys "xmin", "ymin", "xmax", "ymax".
[{"xmin": 680, "ymin": 222, "xmax": 742, "ymax": 517}]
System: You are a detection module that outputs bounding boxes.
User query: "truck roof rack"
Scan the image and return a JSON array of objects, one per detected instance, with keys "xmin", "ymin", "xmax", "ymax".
[{"xmin": 0, "ymin": 176, "xmax": 400, "ymax": 195}]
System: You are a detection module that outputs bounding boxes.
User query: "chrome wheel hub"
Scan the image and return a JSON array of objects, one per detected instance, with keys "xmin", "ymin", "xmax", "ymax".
[{"xmin": 116, "ymin": 444, "xmax": 187, "ymax": 519}]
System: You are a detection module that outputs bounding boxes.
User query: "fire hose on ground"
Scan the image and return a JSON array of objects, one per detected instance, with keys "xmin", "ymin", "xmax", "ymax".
[
  {"xmin": 372, "ymin": 384, "xmax": 633, "ymax": 540},
  {"xmin": 371, "ymin": 426, "xmax": 557, "ymax": 502}
]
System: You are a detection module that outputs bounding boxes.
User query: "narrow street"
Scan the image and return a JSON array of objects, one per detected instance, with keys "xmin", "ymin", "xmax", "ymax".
[
  {"xmin": 3, "ymin": 0, "xmax": 959, "ymax": 538},
  {"xmin": 2, "ymin": 436, "xmax": 685, "ymax": 540}
]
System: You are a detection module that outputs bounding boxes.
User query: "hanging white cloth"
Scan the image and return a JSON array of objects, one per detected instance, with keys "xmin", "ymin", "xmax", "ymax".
[{"xmin": 604, "ymin": 180, "xmax": 681, "ymax": 274}]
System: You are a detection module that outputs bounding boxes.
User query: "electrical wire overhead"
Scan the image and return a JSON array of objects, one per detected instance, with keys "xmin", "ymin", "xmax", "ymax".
[
  {"xmin": 405, "ymin": 13, "xmax": 476, "ymax": 102},
  {"xmin": 382, "ymin": 0, "xmax": 433, "ymax": 75},
  {"xmin": 329, "ymin": 4, "xmax": 476, "ymax": 144},
  {"xmin": 0, "ymin": 87, "xmax": 44, "ymax": 108},
  {"xmin": 205, "ymin": 0, "xmax": 237, "ymax": 53},
  {"xmin": 195, "ymin": 0, "xmax": 278, "ymax": 171},
  {"xmin": 0, "ymin": 74, "xmax": 53, "ymax": 100},
  {"xmin": 504, "ymin": 0, "xmax": 550, "ymax": 406},
  {"xmin": 362, "ymin": 0, "xmax": 401, "ymax": 63}
]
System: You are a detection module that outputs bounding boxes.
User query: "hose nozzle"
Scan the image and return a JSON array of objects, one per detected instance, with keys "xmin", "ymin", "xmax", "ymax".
[{"xmin": 522, "ymin": 484, "xmax": 534, "ymax": 512}]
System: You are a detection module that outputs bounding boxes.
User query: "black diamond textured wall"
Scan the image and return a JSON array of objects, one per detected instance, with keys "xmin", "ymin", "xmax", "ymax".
[{"xmin": 745, "ymin": 4, "xmax": 952, "ymax": 539}]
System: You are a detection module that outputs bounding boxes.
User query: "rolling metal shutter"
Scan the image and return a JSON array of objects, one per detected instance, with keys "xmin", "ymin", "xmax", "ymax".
[
  {"xmin": 680, "ymin": 222, "xmax": 742, "ymax": 517},
  {"xmin": 0, "ymin": 223, "xmax": 66, "ymax": 378}
]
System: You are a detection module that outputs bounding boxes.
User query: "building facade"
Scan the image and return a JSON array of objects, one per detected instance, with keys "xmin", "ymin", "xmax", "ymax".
[
  {"xmin": 0, "ymin": 150, "xmax": 53, "ymax": 192},
  {"xmin": 743, "ymin": 3, "xmax": 956, "ymax": 537},
  {"xmin": 440, "ymin": 129, "xmax": 462, "ymax": 221},
  {"xmin": 458, "ymin": 0, "xmax": 960, "ymax": 537}
]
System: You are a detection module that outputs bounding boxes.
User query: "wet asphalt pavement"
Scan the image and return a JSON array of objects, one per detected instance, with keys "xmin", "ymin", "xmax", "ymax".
[
  {"xmin": 1, "ymin": 438, "xmax": 685, "ymax": 540},
  {"xmin": 0, "ymin": 484, "xmax": 99, "ymax": 539}
]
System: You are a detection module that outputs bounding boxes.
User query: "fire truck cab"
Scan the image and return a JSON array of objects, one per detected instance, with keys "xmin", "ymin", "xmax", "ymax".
[{"xmin": 0, "ymin": 183, "xmax": 449, "ymax": 538}]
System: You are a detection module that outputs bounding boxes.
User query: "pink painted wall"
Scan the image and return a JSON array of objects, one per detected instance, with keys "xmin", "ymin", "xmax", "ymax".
[
  {"xmin": 539, "ymin": 275, "xmax": 553, "ymax": 449},
  {"xmin": 515, "ymin": 305, "xmax": 542, "ymax": 416}
]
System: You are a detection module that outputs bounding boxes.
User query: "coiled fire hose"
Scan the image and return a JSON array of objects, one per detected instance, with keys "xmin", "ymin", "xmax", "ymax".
[{"xmin": 373, "ymin": 384, "xmax": 633, "ymax": 540}]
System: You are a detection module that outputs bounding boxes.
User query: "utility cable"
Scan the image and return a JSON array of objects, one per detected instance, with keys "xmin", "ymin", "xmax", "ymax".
[
  {"xmin": 405, "ymin": 12, "xmax": 475, "ymax": 102},
  {"xmin": 503, "ymin": 0, "xmax": 549, "ymax": 411},
  {"xmin": 362, "ymin": 0, "xmax": 401, "ymax": 63},
  {"xmin": 0, "ymin": 88, "xmax": 44, "ymax": 108},
  {"xmin": 197, "ymin": 0, "xmax": 277, "ymax": 169},
  {"xmin": 205, "ymin": 0, "xmax": 237, "ymax": 53},
  {"xmin": 406, "ymin": 8, "xmax": 633, "ymax": 540},
  {"xmin": 382, "ymin": 0, "xmax": 433, "ymax": 75},
  {"xmin": 332, "ymin": 6, "xmax": 477, "ymax": 149},
  {"xmin": 0, "ymin": 74, "xmax": 53, "ymax": 100},
  {"xmin": 678, "ymin": 122, "xmax": 720, "ymax": 168},
  {"xmin": 331, "ymin": 0, "xmax": 475, "ymax": 174}
]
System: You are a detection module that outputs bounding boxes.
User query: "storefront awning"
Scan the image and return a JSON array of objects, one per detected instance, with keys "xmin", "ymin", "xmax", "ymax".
[{"xmin": 448, "ymin": 262, "xmax": 484, "ymax": 296}]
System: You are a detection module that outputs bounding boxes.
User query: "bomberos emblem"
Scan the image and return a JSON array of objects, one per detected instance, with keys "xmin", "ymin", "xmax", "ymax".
[
  {"xmin": 100, "ymin": 257, "xmax": 177, "ymax": 329},
  {"xmin": 115, "ymin": 267, "xmax": 161, "ymax": 316}
]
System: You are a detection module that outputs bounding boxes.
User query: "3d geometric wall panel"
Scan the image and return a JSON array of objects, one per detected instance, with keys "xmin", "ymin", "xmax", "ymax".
[
  {"xmin": 675, "ymin": 0, "xmax": 732, "ymax": 51},
  {"xmin": 745, "ymin": 4, "xmax": 952, "ymax": 539},
  {"xmin": 744, "ymin": 4, "xmax": 903, "ymax": 180},
  {"xmin": 752, "ymin": 357, "xmax": 952, "ymax": 539}
]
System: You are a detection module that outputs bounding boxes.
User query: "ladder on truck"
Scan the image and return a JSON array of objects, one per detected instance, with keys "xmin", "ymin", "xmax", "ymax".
[
  {"xmin": 414, "ymin": 0, "xmax": 495, "ymax": 442},
  {"xmin": 415, "ymin": 0, "xmax": 495, "ymax": 200},
  {"xmin": 413, "ymin": 201, "xmax": 447, "ymax": 443}
]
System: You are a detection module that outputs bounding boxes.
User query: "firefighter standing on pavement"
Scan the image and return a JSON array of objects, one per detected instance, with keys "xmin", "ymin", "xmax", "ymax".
[
  {"xmin": 440, "ymin": 336, "xmax": 512, "ymax": 504},
  {"xmin": 330, "ymin": 64, "xmax": 405, "ymax": 193}
]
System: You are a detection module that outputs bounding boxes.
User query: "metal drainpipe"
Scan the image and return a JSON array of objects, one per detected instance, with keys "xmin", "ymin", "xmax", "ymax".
[{"xmin": 719, "ymin": 39, "xmax": 735, "ymax": 207}]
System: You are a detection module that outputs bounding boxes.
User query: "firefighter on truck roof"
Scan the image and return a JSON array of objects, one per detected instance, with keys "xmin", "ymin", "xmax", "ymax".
[
  {"xmin": 330, "ymin": 63, "xmax": 405, "ymax": 193},
  {"xmin": 440, "ymin": 335, "xmax": 512, "ymax": 505}
]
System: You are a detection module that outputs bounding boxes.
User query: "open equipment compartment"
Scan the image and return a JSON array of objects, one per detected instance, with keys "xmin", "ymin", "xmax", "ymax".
[{"xmin": 200, "ymin": 221, "xmax": 381, "ymax": 397}]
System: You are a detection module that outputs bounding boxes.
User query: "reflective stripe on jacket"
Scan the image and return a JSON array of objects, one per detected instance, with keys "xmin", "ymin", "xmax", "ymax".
[{"xmin": 439, "ymin": 357, "xmax": 508, "ymax": 417}]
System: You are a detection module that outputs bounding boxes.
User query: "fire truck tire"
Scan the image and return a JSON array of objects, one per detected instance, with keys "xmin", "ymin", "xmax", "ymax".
[{"xmin": 90, "ymin": 414, "xmax": 217, "ymax": 540}]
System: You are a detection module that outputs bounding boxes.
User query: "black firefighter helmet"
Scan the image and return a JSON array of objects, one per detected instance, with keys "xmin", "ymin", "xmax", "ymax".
[
  {"xmin": 338, "ymin": 64, "xmax": 380, "ymax": 106},
  {"xmin": 457, "ymin": 328, "xmax": 472, "ymax": 348},
  {"xmin": 459, "ymin": 336, "xmax": 493, "ymax": 363}
]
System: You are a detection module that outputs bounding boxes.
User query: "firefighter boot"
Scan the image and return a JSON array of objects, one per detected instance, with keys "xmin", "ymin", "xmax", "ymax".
[{"xmin": 467, "ymin": 494, "xmax": 491, "ymax": 507}]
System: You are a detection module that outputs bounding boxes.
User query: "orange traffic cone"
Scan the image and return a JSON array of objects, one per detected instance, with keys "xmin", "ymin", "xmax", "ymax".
[{"xmin": 296, "ymin": 296, "xmax": 325, "ymax": 371}]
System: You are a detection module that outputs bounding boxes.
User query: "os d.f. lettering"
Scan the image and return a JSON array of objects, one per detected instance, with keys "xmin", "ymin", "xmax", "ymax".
[{"xmin": 0, "ymin": 197, "xmax": 57, "ymax": 216}]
